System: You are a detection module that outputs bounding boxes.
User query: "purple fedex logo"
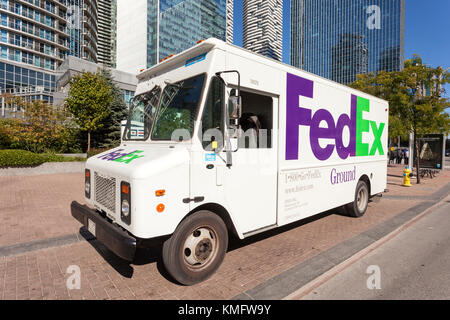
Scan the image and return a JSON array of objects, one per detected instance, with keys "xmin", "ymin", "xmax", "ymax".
[{"xmin": 286, "ymin": 73, "xmax": 385, "ymax": 161}]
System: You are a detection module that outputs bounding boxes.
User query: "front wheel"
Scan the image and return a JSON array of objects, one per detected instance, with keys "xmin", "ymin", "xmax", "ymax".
[
  {"xmin": 344, "ymin": 180, "xmax": 369, "ymax": 218},
  {"xmin": 162, "ymin": 210, "xmax": 228, "ymax": 285}
]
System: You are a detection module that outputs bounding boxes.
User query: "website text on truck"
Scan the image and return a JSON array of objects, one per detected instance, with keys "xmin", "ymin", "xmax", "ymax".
[{"xmin": 71, "ymin": 38, "xmax": 388, "ymax": 285}]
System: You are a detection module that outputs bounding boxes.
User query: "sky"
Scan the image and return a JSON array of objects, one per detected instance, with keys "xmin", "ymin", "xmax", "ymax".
[{"xmin": 233, "ymin": 0, "xmax": 450, "ymax": 98}]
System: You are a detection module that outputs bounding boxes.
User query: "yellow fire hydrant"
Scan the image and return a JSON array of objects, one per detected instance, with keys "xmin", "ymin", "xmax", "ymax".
[{"xmin": 403, "ymin": 166, "xmax": 412, "ymax": 187}]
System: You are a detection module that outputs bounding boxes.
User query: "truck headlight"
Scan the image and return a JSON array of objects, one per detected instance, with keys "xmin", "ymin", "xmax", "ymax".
[
  {"xmin": 85, "ymin": 169, "xmax": 91, "ymax": 199},
  {"xmin": 120, "ymin": 181, "xmax": 131, "ymax": 225},
  {"xmin": 121, "ymin": 199, "xmax": 130, "ymax": 217}
]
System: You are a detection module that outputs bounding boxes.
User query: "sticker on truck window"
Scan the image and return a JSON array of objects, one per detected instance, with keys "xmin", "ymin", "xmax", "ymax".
[
  {"xmin": 205, "ymin": 153, "xmax": 216, "ymax": 162},
  {"xmin": 98, "ymin": 149, "xmax": 145, "ymax": 164}
]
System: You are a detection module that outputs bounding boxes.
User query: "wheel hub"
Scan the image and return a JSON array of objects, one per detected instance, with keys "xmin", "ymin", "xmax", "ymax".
[
  {"xmin": 183, "ymin": 227, "xmax": 217, "ymax": 268},
  {"xmin": 357, "ymin": 187, "xmax": 367, "ymax": 211},
  {"xmin": 195, "ymin": 239, "xmax": 213, "ymax": 261}
]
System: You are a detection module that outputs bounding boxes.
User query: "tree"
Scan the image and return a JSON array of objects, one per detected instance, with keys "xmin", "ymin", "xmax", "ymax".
[
  {"xmin": 66, "ymin": 71, "xmax": 113, "ymax": 152},
  {"xmin": 350, "ymin": 55, "xmax": 450, "ymax": 183},
  {"xmin": 91, "ymin": 68, "xmax": 129, "ymax": 149},
  {"xmin": 0, "ymin": 98, "xmax": 74, "ymax": 153}
]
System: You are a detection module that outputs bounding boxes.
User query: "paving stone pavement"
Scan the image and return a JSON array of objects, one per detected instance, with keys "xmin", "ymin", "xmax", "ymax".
[{"xmin": 0, "ymin": 166, "xmax": 448, "ymax": 300}]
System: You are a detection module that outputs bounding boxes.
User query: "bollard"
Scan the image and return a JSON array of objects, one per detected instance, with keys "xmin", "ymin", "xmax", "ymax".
[{"xmin": 403, "ymin": 166, "xmax": 412, "ymax": 187}]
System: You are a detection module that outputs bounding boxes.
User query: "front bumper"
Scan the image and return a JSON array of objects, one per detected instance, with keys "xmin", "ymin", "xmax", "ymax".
[{"xmin": 71, "ymin": 201, "xmax": 136, "ymax": 261}]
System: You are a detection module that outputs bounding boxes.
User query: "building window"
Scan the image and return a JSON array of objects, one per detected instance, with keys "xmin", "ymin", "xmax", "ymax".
[
  {"xmin": 1, "ymin": 13, "xmax": 7, "ymax": 26},
  {"xmin": 1, "ymin": 45, "xmax": 7, "ymax": 59},
  {"xmin": 1, "ymin": 30, "xmax": 7, "ymax": 43}
]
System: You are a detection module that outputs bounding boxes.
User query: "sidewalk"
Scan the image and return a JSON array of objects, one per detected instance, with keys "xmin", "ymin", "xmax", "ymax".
[
  {"xmin": 0, "ymin": 166, "xmax": 448, "ymax": 300},
  {"xmin": 385, "ymin": 164, "xmax": 450, "ymax": 198}
]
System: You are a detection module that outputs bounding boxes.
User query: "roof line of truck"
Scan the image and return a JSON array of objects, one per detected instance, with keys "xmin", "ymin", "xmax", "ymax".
[{"xmin": 137, "ymin": 38, "xmax": 388, "ymax": 104}]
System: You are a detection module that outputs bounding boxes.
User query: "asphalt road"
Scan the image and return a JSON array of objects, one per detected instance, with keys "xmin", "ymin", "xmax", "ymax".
[{"xmin": 302, "ymin": 200, "xmax": 450, "ymax": 300}]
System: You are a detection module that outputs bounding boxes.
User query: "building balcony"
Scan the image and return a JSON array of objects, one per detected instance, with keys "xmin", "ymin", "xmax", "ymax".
[
  {"xmin": 17, "ymin": 0, "xmax": 69, "ymax": 23},
  {"xmin": 0, "ymin": 25, "xmax": 69, "ymax": 51}
]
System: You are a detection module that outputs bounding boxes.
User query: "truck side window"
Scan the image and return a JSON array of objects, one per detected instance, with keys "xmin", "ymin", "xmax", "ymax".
[
  {"xmin": 201, "ymin": 76, "xmax": 224, "ymax": 151},
  {"xmin": 239, "ymin": 91, "xmax": 273, "ymax": 149}
]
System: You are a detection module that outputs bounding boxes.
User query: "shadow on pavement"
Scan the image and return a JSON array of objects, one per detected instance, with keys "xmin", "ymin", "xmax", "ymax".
[
  {"xmin": 135, "ymin": 247, "xmax": 179, "ymax": 284},
  {"xmin": 79, "ymin": 208, "xmax": 348, "ymax": 285},
  {"xmin": 79, "ymin": 227, "xmax": 135, "ymax": 278},
  {"xmin": 227, "ymin": 209, "xmax": 342, "ymax": 251},
  {"xmin": 79, "ymin": 227, "xmax": 178, "ymax": 284}
]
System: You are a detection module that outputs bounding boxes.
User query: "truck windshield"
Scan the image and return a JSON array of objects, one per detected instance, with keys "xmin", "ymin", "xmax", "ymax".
[
  {"xmin": 123, "ymin": 86, "xmax": 161, "ymax": 140},
  {"xmin": 151, "ymin": 74, "xmax": 206, "ymax": 141}
]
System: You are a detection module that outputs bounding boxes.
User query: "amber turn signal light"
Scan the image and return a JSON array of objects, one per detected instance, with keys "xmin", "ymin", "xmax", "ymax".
[
  {"xmin": 155, "ymin": 190, "xmax": 165, "ymax": 197},
  {"xmin": 121, "ymin": 184, "xmax": 130, "ymax": 195},
  {"xmin": 156, "ymin": 204, "xmax": 165, "ymax": 213}
]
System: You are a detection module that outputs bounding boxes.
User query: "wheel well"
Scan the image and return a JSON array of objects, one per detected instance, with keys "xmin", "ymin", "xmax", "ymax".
[
  {"xmin": 185, "ymin": 203, "xmax": 239, "ymax": 239},
  {"xmin": 359, "ymin": 175, "xmax": 371, "ymax": 196}
]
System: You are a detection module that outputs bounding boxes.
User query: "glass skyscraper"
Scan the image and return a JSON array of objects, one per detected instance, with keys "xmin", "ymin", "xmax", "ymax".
[
  {"xmin": 117, "ymin": 0, "xmax": 233, "ymax": 73},
  {"xmin": 150, "ymin": 0, "xmax": 230, "ymax": 67},
  {"xmin": 291, "ymin": 0, "xmax": 405, "ymax": 85}
]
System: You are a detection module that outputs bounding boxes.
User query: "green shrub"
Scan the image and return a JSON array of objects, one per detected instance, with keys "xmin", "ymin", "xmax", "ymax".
[
  {"xmin": 0, "ymin": 103, "xmax": 83, "ymax": 154},
  {"xmin": 0, "ymin": 119, "xmax": 14, "ymax": 149},
  {"xmin": 0, "ymin": 150, "xmax": 85, "ymax": 168},
  {"xmin": 0, "ymin": 150, "xmax": 46, "ymax": 167}
]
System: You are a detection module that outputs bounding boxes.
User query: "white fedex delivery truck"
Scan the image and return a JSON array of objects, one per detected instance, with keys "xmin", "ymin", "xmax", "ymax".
[{"xmin": 71, "ymin": 38, "xmax": 388, "ymax": 285}]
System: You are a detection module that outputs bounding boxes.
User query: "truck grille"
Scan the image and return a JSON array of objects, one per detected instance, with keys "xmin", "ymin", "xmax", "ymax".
[{"xmin": 94, "ymin": 172, "xmax": 116, "ymax": 213}]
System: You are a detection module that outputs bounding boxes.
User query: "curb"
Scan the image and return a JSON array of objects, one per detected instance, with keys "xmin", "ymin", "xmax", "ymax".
[
  {"xmin": 232, "ymin": 183, "xmax": 450, "ymax": 300},
  {"xmin": 0, "ymin": 228, "xmax": 95, "ymax": 258},
  {"xmin": 0, "ymin": 161, "xmax": 85, "ymax": 176}
]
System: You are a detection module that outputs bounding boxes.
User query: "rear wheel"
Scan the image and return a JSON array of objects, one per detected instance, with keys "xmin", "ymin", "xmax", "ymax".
[
  {"xmin": 162, "ymin": 210, "xmax": 228, "ymax": 285},
  {"xmin": 345, "ymin": 180, "xmax": 369, "ymax": 218}
]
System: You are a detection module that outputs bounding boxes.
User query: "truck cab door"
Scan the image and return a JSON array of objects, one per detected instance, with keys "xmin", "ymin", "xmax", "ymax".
[
  {"xmin": 190, "ymin": 79, "xmax": 278, "ymax": 236},
  {"xmin": 189, "ymin": 76, "xmax": 228, "ymax": 211},
  {"xmin": 221, "ymin": 90, "xmax": 278, "ymax": 235}
]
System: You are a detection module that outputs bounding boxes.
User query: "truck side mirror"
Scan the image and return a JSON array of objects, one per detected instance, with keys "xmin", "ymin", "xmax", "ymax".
[{"xmin": 228, "ymin": 95, "xmax": 242, "ymax": 121}]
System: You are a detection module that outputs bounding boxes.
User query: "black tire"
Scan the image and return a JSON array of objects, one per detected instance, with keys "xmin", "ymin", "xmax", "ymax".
[
  {"xmin": 162, "ymin": 210, "xmax": 228, "ymax": 285},
  {"xmin": 345, "ymin": 180, "xmax": 369, "ymax": 218}
]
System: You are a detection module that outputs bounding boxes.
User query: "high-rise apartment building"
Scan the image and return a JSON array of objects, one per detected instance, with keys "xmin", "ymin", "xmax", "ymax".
[
  {"xmin": 226, "ymin": 0, "xmax": 232, "ymax": 44},
  {"xmin": 96, "ymin": 0, "xmax": 114, "ymax": 66},
  {"xmin": 242, "ymin": 0, "xmax": 283, "ymax": 61},
  {"xmin": 0, "ymin": 0, "xmax": 72, "ymax": 102},
  {"xmin": 67, "ymin": 0, "xmax": 97, "ymax": 63},
  {"xmin": 0, "ymin": 0, "xmax": 101, "ymax": 104},
  {"xmin": 116, "ymin": 0, "xmax": 233, "ymax": 74},
  {"xmin": 110, "ymin": 0, "xmax": 116, "ymax": 67},
  {"xmin": 291, "ymin": 0, "xmax": 405, "ymax": 85}
]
